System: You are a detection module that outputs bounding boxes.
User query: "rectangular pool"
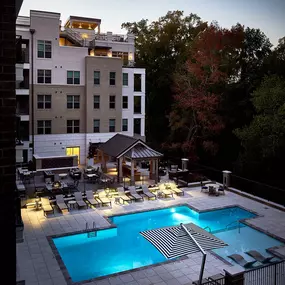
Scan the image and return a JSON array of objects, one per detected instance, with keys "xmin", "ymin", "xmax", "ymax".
[{"xmin": 52, "ymin": 206, "xmax": 282, "ymax": 282}]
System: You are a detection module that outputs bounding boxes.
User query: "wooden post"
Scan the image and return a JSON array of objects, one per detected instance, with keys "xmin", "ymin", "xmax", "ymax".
[
  {"xmin": 118, "ymin": 157, "xmax": 123, "ymax": 183},
  {"xmin": 131, "ymin": 160, "xmax": 135, "ymax": 185}
]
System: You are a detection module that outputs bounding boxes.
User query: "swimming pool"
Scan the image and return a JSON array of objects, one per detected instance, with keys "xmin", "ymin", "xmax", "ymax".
[{"xmin": 52, "ymin": 205, "xmax": 282, "ymax": 282}]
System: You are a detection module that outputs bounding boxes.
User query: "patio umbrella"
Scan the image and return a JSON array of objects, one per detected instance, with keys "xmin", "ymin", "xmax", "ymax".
[{"xmin": 140, "ymin": 223, "xmax": 228, "ymax": 285}]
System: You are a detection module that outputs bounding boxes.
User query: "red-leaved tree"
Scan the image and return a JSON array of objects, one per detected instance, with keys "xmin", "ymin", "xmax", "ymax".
[{"xmin": 166, "ymin": 23, "xmax": 244, "ymax": 160}]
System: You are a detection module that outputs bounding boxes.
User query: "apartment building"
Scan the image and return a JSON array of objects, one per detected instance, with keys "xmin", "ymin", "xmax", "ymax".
[{"xmin": 16, "ymin": 10, "xmax": 146, "ymax": 165}]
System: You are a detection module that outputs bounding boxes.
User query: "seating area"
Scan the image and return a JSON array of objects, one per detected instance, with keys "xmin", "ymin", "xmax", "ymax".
[
  {"xmin": 228, "ymin": 250, "xmax": 276, "ymax": 268},
  {"xmin": 200, "ymin": 181, "xmax": 226, "ymax": 196}
]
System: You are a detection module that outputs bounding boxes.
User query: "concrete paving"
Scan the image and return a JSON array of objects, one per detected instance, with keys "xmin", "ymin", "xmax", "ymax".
[{"xmin": 17, "ymin": 185, "xmax": 285, "ymax": 285}]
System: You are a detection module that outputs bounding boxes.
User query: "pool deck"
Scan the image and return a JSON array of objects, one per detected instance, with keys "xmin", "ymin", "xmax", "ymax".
[{"xmin": 17, "ymin": 186, "xmax": 285, "ymax": 285}]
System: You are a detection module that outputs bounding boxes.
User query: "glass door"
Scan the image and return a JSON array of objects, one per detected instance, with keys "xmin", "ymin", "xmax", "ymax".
[{"xmin": 66, "ymin": 147, "xmax": 80, "ymax": 165}]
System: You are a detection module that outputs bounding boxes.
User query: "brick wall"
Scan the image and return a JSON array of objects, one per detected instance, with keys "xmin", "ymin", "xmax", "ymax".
[{"xmin": 0, "ymin": 0, "xmax": 17, "ymax": 283}]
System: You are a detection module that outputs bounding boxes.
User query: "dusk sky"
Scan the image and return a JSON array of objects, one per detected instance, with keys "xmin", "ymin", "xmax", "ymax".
[{"xmin": 19, "ymin": 0, "xmax": 284, "ymax": 46}]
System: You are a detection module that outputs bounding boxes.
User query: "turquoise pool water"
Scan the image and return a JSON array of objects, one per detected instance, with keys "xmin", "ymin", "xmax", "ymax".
[{"xmin": 52, "ymin": 206, "xmax": 281, "ymax": 282}]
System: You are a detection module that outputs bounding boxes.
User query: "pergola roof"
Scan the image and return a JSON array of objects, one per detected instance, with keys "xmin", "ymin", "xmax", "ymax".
[
  {"xmin": 124, "ymin": 145, "xmax": 163, "ymax": 159},
  {"xmin": 97, "ymin": 134, "xmax": 163, "ymax": 159}
]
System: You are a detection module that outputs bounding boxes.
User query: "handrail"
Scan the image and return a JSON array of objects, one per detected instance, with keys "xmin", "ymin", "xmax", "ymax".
[
  {"xmin": 203, "ymin": 226, "xmax": 212, "ymax": 233},
  {"xmin": 226, "ymin": 220, "xmax": 241, "ymax": 233}
]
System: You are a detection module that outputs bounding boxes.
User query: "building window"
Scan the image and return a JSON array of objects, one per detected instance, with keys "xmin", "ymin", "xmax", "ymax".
[
  {"xmin": 94, "ymin": 71, "xmax": 100, "ymax": 85},
  {"xmin": 123, "ymin": 73, "xmax": 128, "ymax": 86},
  {"xmin": 67, "ymin": 71, "xmax": 80, "ymax": 84},
  {"xmin": 67, "ymin": 95, "xmax": 80, "ymax": 109},
  {"xmin": 37, "ymin": 40, "xmax": 52, "ymax": 58},
  {"xmin": 37, "ymin": 69, "xmax": 51, "ymax": 84},
  {"xmin": 109, "ymin": 119, "xmax": 115, "ymax": 132},
  {"xmin": 134, "ymin": 96, "xmax": 141, "ymax": 114},
  {"xmin": 37, "ymin": 95, "xmax": 51, "ymax": 109},
  {"xmin": 93, "ymin": 119, "xmax": 100, "ymax": 133},
  {"xmin": 122, "ymin": 119, "xmax": 128, "ymax": 132},
  {"xmin": 67, "ymin": 120, "xmax": 80, "ymax": 133},
  {"xmin": 109, "ymin": 95, "xmax": 116, "ymax": 109},
  {"xmin": 122, "ymin": 96, "xmax": 128, "ymax": 109},
  {"xmin": 134, "ymin": 118, "xmax": 141, "ymax": 135},
  {"xmin": 134, "ymin": 74, "xmax": 142, "ymax": 92},
  {"xmin": 109, "ymin": 72, "xmax": 116, "ymax": 86},
  {"xmin": 37, "ymin": 120, "xmax": 51, "ymax": 135},
  {"xmin": 94, "ymin": 95, "xmax": 100, "ymax": 109}
]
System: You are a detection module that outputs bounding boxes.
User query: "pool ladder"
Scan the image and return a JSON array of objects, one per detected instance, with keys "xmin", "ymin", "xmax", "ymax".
[
  {"xmin": 203, "ymin": 226, "xmax": 212, "ymax": 233},
  {"xmin": 226, "ymin": 221, "xmax": 241, "ymax": 233},
  {"xmin": 86, "ymin": 221, "xmax": 97, "ymax": 238}
]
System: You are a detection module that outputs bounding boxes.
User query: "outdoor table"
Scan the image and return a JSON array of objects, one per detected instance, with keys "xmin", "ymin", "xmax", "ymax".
[
  {"xmin": 68, "ymin": 200, "xmax": 77, "ymax": 209},
  {"xmin": 46, "ymin": 182, "xmax": 68, "ymax": 192}
]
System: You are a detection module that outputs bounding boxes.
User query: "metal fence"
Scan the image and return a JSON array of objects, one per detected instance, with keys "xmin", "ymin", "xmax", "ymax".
[{"xmin": 244, "ymin": 260, "xmax": 285, "ymax": 285}]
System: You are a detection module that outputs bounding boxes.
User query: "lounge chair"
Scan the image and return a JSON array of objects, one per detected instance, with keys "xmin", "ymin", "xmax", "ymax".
[
  {"xmin": 97, "ymin": 193, "xmax": 112, "ymax": 207},
  {"xmin": 74, "ymin": 192, "xmax": 88, "ymax": 209},
  {"xmin": 245, "ymin": 250, "xmax": 274, "ymax": 263},
  {"xmin": 165, "ymin": 182, "xmax": 184, "ymax": 196},
  {"xmin": 117, "ymin": 187, "xmax": 133, "ymax": 204},
  {"xmin": 228, "ymin": 254, "xmax": 257, "ymax": 268},
  {"xmin": 41, "ymin": 197, "xmax": 54, "ymax": 217},
  {"xmin": 85, "ymin": 190, "xmax": 100, "ymax": 207},
  {"xmin": 55, "ymin": 195, "xmax": 68, "ymax": 213},
  {"xmin": 141, "ymin": 185, "xmax": 156, "ymax": 200},
  {"xmin": 158, "ymin": 184, "xmax": 174, "ymax": 198},
  {"xmin": 126, "ymin": 186, "xmax": 144, "ymax": 202}
]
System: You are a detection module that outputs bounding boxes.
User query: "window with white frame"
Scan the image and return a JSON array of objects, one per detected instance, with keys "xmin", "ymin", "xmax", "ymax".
[
  {"xmin": 122, "ymin": 96, "xmax": 128, "ymax": 109},
  {"xmin": 37, "ymin": 120, "xmax": 51, "ymax": 134},
  {"xmin": 67, "ymin": 71, "xmax": 80, "ymax": 84},
  {"xmin": 123, "ymin": 73, "xmax": 128, "ymax": 86},
  {"xmin": 94, "ymin": 95, "xmax": 100, "ymax": 109},
  {"xmin": 109, "ymin": 95, "xmax": 116, "ymax": 109},
  {"xmin": 67, "ymin": 120, "xmax": 80, "ymax": 133},
  {"xmin": 109, "ymin": 72, "xmax": 116, "ymax": 86},
  {"xmin": 37, "ymin": 69, "xmax": 51, "ymax": 84},
  {"xmin": 94, "ymin": 71, "xmax": 100, "ymax": 85},
  {"xmin": 93, "ymin": 119, "xmax": 100, "ymax": 133},
  {"xmin": 37, "ymin": 95, "xmax": 51, "ymax": 109},
  {"xmin": 122, "ymin": 119, "xmax": 128, "ymax": 132},
  {"xmin": 37, "ymin": 40, "xmax": 52, "ymax": 58},
  {"xmin": 109, "ymin": 119, "xmax": 115, "ymax": 132}
]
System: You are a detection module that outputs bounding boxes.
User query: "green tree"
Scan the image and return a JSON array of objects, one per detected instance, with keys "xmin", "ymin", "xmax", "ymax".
[
  {"xmin": 234, "ymin": 75, "xmax": 285, "ymax": 179},
  {"xmin": 122, "ymin": 11, "xmax": 207, "ymax": 147}
]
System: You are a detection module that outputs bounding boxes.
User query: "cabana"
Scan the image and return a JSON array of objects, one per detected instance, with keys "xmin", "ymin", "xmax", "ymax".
[{"xmin": 97, "ymin": 134, "xmax": 163, "ymax": 185}]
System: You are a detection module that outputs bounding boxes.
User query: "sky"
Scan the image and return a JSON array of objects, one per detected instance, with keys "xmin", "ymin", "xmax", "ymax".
[{"xmin": 19, "ymin": 0, "xmax": 285, "ymax": 46}]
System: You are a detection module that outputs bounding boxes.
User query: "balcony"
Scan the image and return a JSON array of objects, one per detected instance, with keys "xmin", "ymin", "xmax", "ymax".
[
  {"xmin": 89, "ymin": 32, "xmax": 135, "ymax": 47},
  {"xmin": 16, "ymin": 70, "xmax": 29, "ymax": 95},
  {"xmin": 16, "ymin": 64, "xmax": 24, "ymax": 83}
]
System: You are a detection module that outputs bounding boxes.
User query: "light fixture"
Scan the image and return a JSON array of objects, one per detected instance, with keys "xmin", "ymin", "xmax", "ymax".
[
  {"xmin": 82, "ymin": 33, "xmax": 88, "ymax": 39},
  {"xmin": 128, "ymin": 52, "xmax": 133, "ymax": 61},
  {"xmin": 89, "ymin": 50, "xmax": 95, "ymax": 56},
  {"xmin": 107, "ymin": 51, "xmax": 112, "ymax": 57},
  {"xmin": 79, "ymin": 23, "xmax": 82, "ymax": 28},
  {"xmin": 88, "ymin": 24, "xmax": 92, "ymax": 29}
]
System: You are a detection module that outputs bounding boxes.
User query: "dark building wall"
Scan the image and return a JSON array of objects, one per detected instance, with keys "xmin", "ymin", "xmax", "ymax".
[{"xmin": 0, "ymin": 0, "xmax": 18, "ymax": 284}]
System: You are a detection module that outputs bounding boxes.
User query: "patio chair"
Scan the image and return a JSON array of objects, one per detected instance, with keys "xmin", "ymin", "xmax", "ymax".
[
  {"xmin": 55, "ymin": 194, "xmax": 68, "ymax": 213},
  {"xmin": 85, "ymin": 190, "xmax": 100, "ymax": 207},
  {"xmin": 158, "ymin": 184, "xmax": 174, "ymax": 198},
  {"xmin": 165, "ymin": 182, "xmax": 184, "ymax": 196},
  {"xmin": 125, "ymin": 186, "xmax": 144, "ymax": 202},
  {"xmin": 97, "ymin": 191, "xmax": 112, "ymax": 207},
  {"xmin": 117, "ymin": 187, "xmax": 133, "ymax": 203},
  {"xmin": 74, "ymin": 192, "xmax": 88, "ymax": 209},
  {"xmin": 245, "ymin": 250, "xmax": 275, "ymax": 263},
  {"xmin": 228, "ymin": 254, "xmax": 257, "ymax": 268},
  {"xmin": 141, "ymin": 185, "xmax": 156, "ymax": 200},
  {"xmin": 218, "ymin": 185, "xmax": 225, "ymax": 195},
  {"xmin": 41, "ymin": 197, "xmax": 54, "ymax": 217}
]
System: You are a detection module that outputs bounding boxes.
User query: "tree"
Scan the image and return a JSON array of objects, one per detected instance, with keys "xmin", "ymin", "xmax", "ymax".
[
  {"xmin": 234, "ymin": 75, "xmax": 285, "ymax": 181},
  {"xmin": 167, "ymin": 23, "xmax": 244, "ymax": 160},
  {"xmin": 122, "ymin": 11, "xmax": 207, "ymax": 147}
]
